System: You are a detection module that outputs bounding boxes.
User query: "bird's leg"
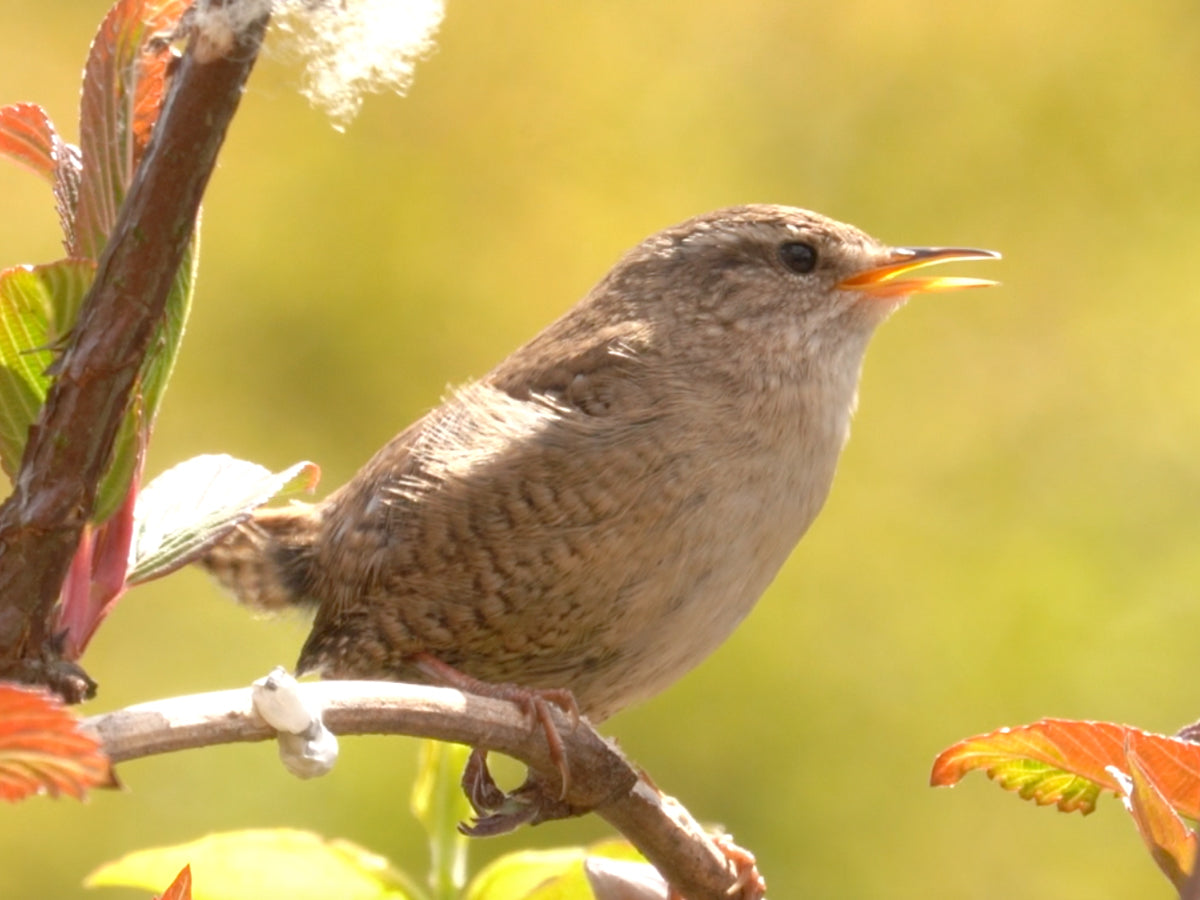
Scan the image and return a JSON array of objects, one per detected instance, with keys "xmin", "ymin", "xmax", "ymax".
[{"xmin": 412, "ymin": 652, "xmax": 579, "ymax": 802}]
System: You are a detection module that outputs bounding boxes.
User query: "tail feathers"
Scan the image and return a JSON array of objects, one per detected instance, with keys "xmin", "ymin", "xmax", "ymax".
[{"xmin": 199, "ymin": 504, "xmax": 320, "ymax": 612}]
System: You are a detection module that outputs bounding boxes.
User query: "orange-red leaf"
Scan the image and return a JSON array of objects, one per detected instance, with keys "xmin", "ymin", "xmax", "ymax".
[
  {"xmin": 931, "ymin": 719, "xmax": 1200, "ymax": 817},
  {"xmin": 154, "ymin": 865, "xmax": 192, "ymax": 900},
  {"xmin": 0, "ymin": 104, "xmax": 82, "ymax": 246},
  {"xmin": 1123, "ymin": 747, "xmax": 1196, "ymax": 890},
  {"xmin": 129, "ymin": 4, "xmax": 185, "ymax": 160},
  {"xmin": 0, "ymin": 103, "xmax": 57, "ymax": 181},
  {"xmin": 0, "ymin": 683, "xmax": 113, "ymax": 801}
]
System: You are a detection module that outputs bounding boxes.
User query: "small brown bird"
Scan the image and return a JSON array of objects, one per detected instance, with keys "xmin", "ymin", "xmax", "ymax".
[{"xmin": 202, "ymin": 205, "xmax": 997, "ymax": 725}]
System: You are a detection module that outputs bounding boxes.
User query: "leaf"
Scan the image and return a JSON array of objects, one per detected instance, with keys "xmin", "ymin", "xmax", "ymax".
[
  {"xmin": 134, "ymin": 232, "xmax": 196, "ymax": 433},
  {"xmin": 465, "ymin": 841, "xmax": 645, "ymax": 900},
  {"xmin": 0, "ymin": 103, "xmax": 82, "ymax": 249},
  {"xmin": 0, "ymin": 260, "xmax": 96, "ymax": 479},
  {"xmin": 127, "ymin": 454, "xmax": 320, "ymax": 585},
  {"xmin": 0, "ymin": 103, "xmax": 57, "ymax": 181},
  {"xmin": 56, "ymin": 473, "xmax": 142, "ymax": 661},
  {"xmin": 86, "ymin": 829, "xmax": 415, "ymax": 900},
  {"xmin": 931, "ymin": 718, "xmax": 1200, "ymax": 817},
  {"xmin": 155, "ymin": 865, "xmax": 192, "ymax": 900},
  {"xmin": 74, "ymin": 0, "xmax": 190, "ymax": 259},
  {"xmin": 2, "ymin": 3, "xmax": 198, "ymax": 523},
  {"xmin": 466, "ymin": 848, "xmax": 593, "ymax": 900},
  {"xmin": 93, "ymin": 230, "xmax": 197, "ymax": 523},
  {"xmin": 1120, "ymin": 748, "xmax": 1197, "ymax": 890},
  {"xmin": 584, "ymin": 858, "xmax": 668, "ymax": 900},
  {"xmin": 92, "ymin": 391, "xmax": 148, "ymax": 525},
  {"xmin": 411, "ymin": 740, "xmax": 473, "ymax": 900},
  {"xmin": 0, "ymin": 682, "xmax": 113, "ymax": 801},
  {"xmin": 0, "ymin": 272, "xmax": 52, "ymax": 478},
  {"xmin": 1, "ymin": 1, "xmax": 197, "ymax": 524}
]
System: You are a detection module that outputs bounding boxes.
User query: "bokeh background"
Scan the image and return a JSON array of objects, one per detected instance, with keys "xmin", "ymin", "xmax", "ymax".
[{"xmin": 4, "ymin": 1, "xmax": 1200, "ymax": 897}]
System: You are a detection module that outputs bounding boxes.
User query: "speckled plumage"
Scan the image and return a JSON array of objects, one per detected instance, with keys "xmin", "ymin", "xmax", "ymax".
[{"xmin": 201, "ymin": 205, "xmax": 994, "ymax": 721}]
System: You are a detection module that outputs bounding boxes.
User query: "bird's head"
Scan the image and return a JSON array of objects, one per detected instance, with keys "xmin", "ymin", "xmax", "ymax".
[{"xmin": 602, "ymin": 205, "xmax": 998, "ymax": 374}]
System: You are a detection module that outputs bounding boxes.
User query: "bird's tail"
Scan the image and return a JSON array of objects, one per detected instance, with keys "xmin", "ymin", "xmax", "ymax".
[{"xmin": 197, "ymin": 504, "xmax": 321, "ymax": 611}]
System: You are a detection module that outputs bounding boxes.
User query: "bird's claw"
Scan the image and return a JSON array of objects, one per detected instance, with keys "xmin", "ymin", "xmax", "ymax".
[
  {"xmin": 710, "ymin": 832, "xmax": 766, "ymax": 900},
  {"xmin": 458, "ymin": 748, "xmax": 583, "ymax": 836}
]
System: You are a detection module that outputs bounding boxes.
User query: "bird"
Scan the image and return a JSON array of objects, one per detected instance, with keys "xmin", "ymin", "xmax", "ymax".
[{"xmin": 202, "ymin": 204, "xmax": 997, "ymax": 726}]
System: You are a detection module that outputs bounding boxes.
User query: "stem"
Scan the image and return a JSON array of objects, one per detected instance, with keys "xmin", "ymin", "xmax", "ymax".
[
  {"xmin": 86, "ymin": 680, "xmax": 756, "ymax": 900},
  {"xmin": 0, "ymin": 3, "xmax": 272, "ymax": 700}
]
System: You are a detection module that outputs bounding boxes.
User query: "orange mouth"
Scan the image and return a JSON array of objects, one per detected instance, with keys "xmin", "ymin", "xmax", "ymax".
[{"xmin": 837, "ymin": 247, "xmax": 1000, "ymax": 298}]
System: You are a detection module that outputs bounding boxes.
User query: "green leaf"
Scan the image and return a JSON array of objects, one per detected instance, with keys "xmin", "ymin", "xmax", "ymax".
[
  {"xmin": 38, "ymin": 256, "xmax": 96, "ymax": 338},
  {"xmin": 0, "ymin": 245, "xmax": 193, "ymax": 528},
  {"xmin": 68, "ymin": 0, "xmax": 197, "ymax": 523},
  {"xmin": 465, "ymin": 841, "xmax": 644, "ymax": 900},
  {"xmin": 0, "ymin": 260, "xmax": 95, "ymax": 479},
  {"xmin": 85, "ymin": 829, "xmax": 415, "ymax": 900},
  {"xmin": 411, "ymin": 740, "xmax": 472, "ymax": 900},
  {"xmin": 137, "ymin": 232, "xmax": 197, "ymax": 422},
  {"xmin": 127, "ymin": 453, "xmax": 320, "ymax": 585},
  {"xmin": 0, "ymin": 253, "xmax": 181, "ymax": 526},
  {"xmin": 92, "ymin": 230, "xmax": 198, "ymax": 523},
  {"xmin": 92, "ymin": 402, "xmax": 146, "ymax": 524},
  {"xmin": 465, "ymin": 849, "xmax": 589, "ymax": 900}
]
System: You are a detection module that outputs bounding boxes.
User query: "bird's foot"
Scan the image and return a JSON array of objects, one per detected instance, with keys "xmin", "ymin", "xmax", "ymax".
[
  {"xmin": 708, "ymin": 832, "xmax": 767, "ymax": 900},
  {"xmin": 413, "ymin": 652, "xmax": 579, "ymax": 798},
  {"xmin": 458, "ymin": 748, "xmax": 587, "ymax": 836}
]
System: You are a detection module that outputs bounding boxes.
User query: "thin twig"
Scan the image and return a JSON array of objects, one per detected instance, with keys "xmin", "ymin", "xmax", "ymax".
[
  {"xmin": 1180, "ymin": 832, "xmax": 1200, "ymax": 900},
  {"xmin": 0, "ymin": 4, "xmax": 272, "ymax": 700},
  {"xmin": 85, "ymin": 680, "xmax": 754, "ymax": 900}
]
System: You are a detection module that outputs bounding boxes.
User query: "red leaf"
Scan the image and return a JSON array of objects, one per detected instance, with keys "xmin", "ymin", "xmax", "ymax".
[
  {"xmin": 129, "ymin": 6, "xmax": 186, "ymax": 162},
  {"xmin": 56, "ymin": 467, "xmax": 141, "ymax": 660},
  {"xmin": 0, "ymin": 683, "xmax": 113, "ymax": 801},
  {"xmin": 1123, "ymin": 747, "xmax": 1196, "ymax": 890},
  {"xmin": 154, "ymin": 864, "xmax": 192, "ymax": 900},
  {"xmin": 75, "ymin": 0, "xmax": 190, "ymax": 259},
  {"xmin": 0, "ymin": 104, "xmax": 82, "ymax": 248},
  {"xmin": 0, "ymin": 103, "xmax": 57, "ymax": 180},
  {"xmin": 931, "ymin": 719, "xmax": 1200, "ymax": 817}
]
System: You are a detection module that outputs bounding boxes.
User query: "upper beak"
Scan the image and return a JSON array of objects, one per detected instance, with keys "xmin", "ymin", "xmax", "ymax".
[{"xmin": 837, "ymin": 247, "xmax": 1000, "ymax": 298}]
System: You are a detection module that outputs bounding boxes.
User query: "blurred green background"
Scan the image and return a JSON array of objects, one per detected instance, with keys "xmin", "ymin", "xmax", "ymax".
[{"xmin": 4, "ymin": 0, "xmax": 1200, "ymax": 897}]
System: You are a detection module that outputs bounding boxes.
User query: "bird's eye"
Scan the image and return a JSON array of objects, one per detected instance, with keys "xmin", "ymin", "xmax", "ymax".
[{"xmin": 778, "ymin": 241, "xmax": 818, "ymax": 274}]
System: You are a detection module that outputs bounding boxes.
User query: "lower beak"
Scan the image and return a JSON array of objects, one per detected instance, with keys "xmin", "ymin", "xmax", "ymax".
[{"xmin": 837, "ymin": 247, "xmax": 1000, "ymax": 298}]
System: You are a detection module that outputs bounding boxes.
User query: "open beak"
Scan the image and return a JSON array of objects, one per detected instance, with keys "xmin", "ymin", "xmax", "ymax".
[{"xmin": 837, "ymin": 247, "xmax": 1000, "ymax": 298}]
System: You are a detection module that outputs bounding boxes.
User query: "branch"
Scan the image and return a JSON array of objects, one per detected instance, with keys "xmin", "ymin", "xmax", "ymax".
[
  {"xmin": 0, "ymin": 3, "xmax": 272, "ymax": 700},
  {"xmin": 85, "ymin": 681, "xmax": 755, "ymax": 900},
  {"xmin": 1182, "ymin": 833, "xmax": 1200, "ymax": 900}
]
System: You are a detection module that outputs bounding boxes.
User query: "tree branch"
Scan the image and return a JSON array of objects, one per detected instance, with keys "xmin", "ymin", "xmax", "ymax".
[
  {"xmin": 0, "ymin": 3, "xmax": 272, "ymax": 700},
  {"xmin": 85, "ymin": 681, "xmax": 757, "ymax": 900}
]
